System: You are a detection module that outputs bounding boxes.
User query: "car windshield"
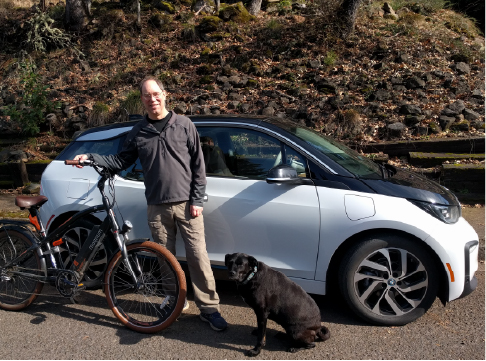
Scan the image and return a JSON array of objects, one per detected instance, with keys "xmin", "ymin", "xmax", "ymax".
[{"xmin": 283, "ymin": 126, "xmax": 382, "ymax": 179}]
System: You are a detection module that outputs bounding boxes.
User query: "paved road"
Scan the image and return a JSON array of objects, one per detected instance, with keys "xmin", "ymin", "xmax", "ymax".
[{"xmin": 0, "ymin": 197, "xmax": 484, "ymax": 359}]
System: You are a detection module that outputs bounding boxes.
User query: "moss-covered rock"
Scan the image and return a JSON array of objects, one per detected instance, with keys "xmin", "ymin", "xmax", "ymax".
[
  {"xmin": 199, "ymin": 75, "xmax": 213, "ymax": 85},
  {"xmin": 208, "ymin": 32, "xmax": 231, "ymax": 41},
  {"xmin": 199, "ymin": 16, "xmax": 222, "ymax": 33},
  {"xmin": 152, "ymin": 0, "xmax": 177, "ymax": 14},
  {"xmin": 150, "ymin": 12, "xmax": 174, "ymax": 30},
  {"xmin": 247, "ymin": 78, "xmax": 258, "ymax": 88},
  {"xmin": 218, "ymin": 2, "xmax": 252, "ymax": 23}
]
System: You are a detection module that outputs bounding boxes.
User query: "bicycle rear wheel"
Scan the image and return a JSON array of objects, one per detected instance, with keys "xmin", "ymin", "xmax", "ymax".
[
  {"xmin": 104, "ymin": 240, "xmax": 186, "ymax": 333},
  {"xmin": 0, "ymin": 229, "xmax": 44, "ymax": 310}
]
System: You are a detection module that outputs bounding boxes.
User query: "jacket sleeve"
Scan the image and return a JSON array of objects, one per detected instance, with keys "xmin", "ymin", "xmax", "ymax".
[
  {"xmin": 87, "ymin": 131, "xmax": 139, "ymax": 172},
  {"xmin": 187, "ymin": 121, "xmax": 207, "ymax": 207}
]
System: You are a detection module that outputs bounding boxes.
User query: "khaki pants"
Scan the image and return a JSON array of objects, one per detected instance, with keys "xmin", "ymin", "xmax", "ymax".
[{"xmin": 147, "ymin": 201, "xmax": 220, "ymax": 314}]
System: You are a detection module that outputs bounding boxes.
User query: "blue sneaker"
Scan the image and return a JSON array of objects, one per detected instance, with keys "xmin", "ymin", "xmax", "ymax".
[{"xmin": 200, "ymin": 312, "xmax": 228, "ymax": 331}]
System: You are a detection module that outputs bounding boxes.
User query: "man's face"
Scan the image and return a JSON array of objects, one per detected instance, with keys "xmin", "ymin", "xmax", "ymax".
[{"xmin": 141, "ymin": 80, "xmax": 167, "ymax": 119}]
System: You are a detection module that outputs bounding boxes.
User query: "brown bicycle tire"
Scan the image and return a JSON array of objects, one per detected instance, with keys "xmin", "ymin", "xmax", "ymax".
[
  {"xmin": 104, "ymin": 240, "xmax": 187, "ymax": 333},
  {"xmin": 0, "ymin": 230, "xmax": 44, "ymax": 311}
]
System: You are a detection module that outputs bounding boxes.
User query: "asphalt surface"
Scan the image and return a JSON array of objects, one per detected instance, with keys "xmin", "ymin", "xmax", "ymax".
[{"xmin": 0, "ymin": 194, "xmax": 484, "ymax": 359}]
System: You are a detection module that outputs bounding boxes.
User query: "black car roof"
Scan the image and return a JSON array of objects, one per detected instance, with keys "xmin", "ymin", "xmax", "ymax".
[{"xmin": 74, "ymin": 114, "xmax": 275, "ymax": 138}]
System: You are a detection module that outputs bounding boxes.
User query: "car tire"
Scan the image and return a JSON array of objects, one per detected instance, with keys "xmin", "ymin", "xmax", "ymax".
[
  {"xmin": 338, "ymin": 234, "xmax": 439, "ymax": 326},
  {"xmin": 56, "ymin": 218, "xmax": 107, "ymax": 289}
]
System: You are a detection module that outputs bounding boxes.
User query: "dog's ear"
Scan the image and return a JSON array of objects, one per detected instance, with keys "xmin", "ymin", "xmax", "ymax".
[
  {"xmin": 248, "ymin": 255, "xmax": 258, "ymax": 269},
  {"xmin": 224, "ymin": 253, "xmax": 231, "ymax": 267}
]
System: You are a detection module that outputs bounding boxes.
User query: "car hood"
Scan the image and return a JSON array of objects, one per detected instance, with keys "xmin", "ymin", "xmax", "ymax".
[{"xmin": 360, "ymin": 167, "xmax": 459, "ymax": 205}]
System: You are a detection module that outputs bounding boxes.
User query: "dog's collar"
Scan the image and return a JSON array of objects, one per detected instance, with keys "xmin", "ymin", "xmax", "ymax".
[{"xmin": 241, "ymin": 266, "xmax": 258, "ymax": 285}]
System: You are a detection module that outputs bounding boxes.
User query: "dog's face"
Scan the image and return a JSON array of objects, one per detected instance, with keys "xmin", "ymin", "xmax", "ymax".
[{"xmin": 225, "ymin": 253, "xmax": 258, "ymax": 283}]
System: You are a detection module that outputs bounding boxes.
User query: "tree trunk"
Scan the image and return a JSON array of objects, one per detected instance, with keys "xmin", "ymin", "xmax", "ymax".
[
  {"xmin": 39, "ymin": 0, "xmax": 46, "ymax": 12},
  {"xmin": 337, "ymin": 0, "xmax": 363, "ymax": 39},
  {"xmin": 247, "ymin": 0, "xmax": 263, "ymax": 16},
  {"xmin": 215, "ymin": 0, "xmax": 220, "ymax": 13},
  {"xmin": 65, "ymin": 0, "xmax": 91, "ymax": 31}
]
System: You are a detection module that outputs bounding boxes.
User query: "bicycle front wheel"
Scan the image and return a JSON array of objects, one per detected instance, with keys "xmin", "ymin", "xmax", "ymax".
[
  {"xmin": 104, "ymin": 240, "xmax": 186, "ymax": 333},
  {"xmin": 0, "ymin": 229, "xmax": 44, "ymax": 311}
]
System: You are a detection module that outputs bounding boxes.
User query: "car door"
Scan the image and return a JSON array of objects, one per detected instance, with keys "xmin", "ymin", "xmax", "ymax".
[{"xmin": 197, "ymin": 125, "xmax": 320, "ymax": 280}]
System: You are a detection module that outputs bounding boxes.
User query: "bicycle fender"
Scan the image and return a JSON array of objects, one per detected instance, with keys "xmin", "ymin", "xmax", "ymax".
[
  {"xmin": 0, "ymin": 225, "xmax": 47, "ymax": 275},
  {"xmin": 125, "ymin": 238, "xmax": 151, "ymax": 246}
]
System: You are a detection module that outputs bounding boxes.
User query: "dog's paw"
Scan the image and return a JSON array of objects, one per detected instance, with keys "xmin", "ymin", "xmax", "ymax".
[
  {"xmin": 287, "ymin": 347, "xmax": 299, "ymax": 353},
  {"xmin": 245, "ymin": 349, "xmax": 261, "ymax": 357}
]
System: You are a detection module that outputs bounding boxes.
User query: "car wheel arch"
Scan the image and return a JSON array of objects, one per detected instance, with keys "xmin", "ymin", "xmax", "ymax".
[
  {"xmin": 47, "ymin": 211, "xmax": 102, "ymax": 234},
  {"xmin": 326, "ymin": 228, "xmax": 449, "ymax": 306}
]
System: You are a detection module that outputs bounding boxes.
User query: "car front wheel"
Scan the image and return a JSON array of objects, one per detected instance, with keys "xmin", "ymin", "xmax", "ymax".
[{"xmin": 338, "ymin": 234, "xmax": 439, "ymax": 326}]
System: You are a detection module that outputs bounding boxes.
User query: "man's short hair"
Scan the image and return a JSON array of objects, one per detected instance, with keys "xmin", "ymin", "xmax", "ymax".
[{"xmin": 139, "ymin": 76, "xmax": 165, "ymax": 94}]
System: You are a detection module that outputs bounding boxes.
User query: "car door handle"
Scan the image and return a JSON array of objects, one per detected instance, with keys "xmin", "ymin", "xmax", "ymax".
[{"xmin": 204, "ymin": 193, "xmax": 208, "ymax": 202}]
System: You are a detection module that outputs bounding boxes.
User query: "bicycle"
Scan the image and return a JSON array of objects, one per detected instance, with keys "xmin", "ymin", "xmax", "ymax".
[{"xmin": 0, "ymin": 159, "xmax": 187, "ymax": 333}]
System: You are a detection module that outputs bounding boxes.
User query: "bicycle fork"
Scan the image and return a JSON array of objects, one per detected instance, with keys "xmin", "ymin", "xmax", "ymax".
[{"xmin": 107, "ymin": 211, "xmax": 142, "ymax": 291}]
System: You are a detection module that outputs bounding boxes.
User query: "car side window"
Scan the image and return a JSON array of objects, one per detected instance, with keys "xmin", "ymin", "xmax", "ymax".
[
  {"xmin": 118, "ymin": 158, "xmax": 144, "ymax": 182},
  {"xmin": 197, "ymin": 127, "xmax": 308, "ymax": 180},
  {"xmin": 284, "ymin": 145, "xmax": 307, "ymax": 177}
]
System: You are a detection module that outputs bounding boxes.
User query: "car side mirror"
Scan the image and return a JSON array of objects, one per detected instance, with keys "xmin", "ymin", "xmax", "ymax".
[{"xmin": 266, "ymin": 164, "xmax": 302, "ymax": 184}]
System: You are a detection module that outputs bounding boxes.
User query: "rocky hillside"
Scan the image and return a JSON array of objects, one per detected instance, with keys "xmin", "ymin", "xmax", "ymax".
[{"xmin": 0, "ymin": 0, "xmax": 484, "ymax": 160}]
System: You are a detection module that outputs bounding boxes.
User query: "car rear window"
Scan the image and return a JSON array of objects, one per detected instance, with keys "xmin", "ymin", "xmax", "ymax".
[{"xmin": 56, "ymin": 134, "xmax": 128, "ymax": 161}]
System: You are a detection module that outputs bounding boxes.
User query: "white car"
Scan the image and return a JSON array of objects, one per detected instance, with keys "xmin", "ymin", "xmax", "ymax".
[{"xmin": 39, "ymin": 115, "xmax": 479, "ymax": 326}]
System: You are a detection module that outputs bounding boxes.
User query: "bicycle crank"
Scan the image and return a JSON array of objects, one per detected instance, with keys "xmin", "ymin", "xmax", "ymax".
[{"xmin": 55, "ymin": 270, "xmax": 84, "ymax": 301}]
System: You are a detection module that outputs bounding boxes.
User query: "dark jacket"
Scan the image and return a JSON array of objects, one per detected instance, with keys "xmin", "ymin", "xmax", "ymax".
[{"xmin": 89, "ymin": 111, "xmax": 206, "ymax": 206}]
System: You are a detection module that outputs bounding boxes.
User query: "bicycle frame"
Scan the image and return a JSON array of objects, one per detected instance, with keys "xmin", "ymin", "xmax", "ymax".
[{"xmin": 1, "ymin": 162, "xmax": 141, "ymax": 290}]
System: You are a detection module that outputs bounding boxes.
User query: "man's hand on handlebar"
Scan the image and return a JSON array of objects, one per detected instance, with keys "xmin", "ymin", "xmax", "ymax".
[{"xmin": 70, "ymin": 154, "xmax": 89, "ymax": 168}]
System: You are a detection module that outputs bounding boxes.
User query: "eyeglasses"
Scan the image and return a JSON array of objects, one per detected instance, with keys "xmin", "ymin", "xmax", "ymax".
[{"xmin": 142, "ymin": 92, "xmax": 164, "ymax": 100}]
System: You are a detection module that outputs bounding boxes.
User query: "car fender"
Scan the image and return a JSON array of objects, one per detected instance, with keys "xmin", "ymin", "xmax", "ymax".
[{"xmin": 316, "ymin": 192, "xmax": 478, "ymax": 302}]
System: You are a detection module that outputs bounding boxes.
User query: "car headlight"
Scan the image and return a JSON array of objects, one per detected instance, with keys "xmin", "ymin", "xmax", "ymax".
[{"xmin": 408, "ymin": 199, "xmax": 461, "ymax": 224}]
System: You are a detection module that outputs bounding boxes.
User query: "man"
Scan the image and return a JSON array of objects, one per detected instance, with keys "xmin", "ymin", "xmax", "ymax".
[{"xmin": 72, "ymin": 76, "xmax": 227, "ymax": 331}]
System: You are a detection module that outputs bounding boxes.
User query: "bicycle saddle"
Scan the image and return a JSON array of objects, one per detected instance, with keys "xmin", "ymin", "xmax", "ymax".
[{"xmin": 15, "ymin": 195, "xmax": 48, "ymax": 209}]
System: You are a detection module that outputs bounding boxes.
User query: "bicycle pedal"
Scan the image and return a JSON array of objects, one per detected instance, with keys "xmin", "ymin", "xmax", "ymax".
[{"xmin": 76, "ymin": 283, "xmax": 86, "ymax": 291}]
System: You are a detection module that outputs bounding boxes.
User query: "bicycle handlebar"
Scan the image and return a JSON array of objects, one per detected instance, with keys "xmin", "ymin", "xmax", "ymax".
[{"xmin": 64, "ymin": 159, "xmax": 93, "ymax": 166}]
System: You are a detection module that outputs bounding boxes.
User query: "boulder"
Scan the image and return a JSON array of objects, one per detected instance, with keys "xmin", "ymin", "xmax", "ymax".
[
  {"xmin": 387, "ymin": 122, "xmax": 407, "ymax": 137},
  {"xmin": 199, "ymin": 16, "xmax": 222, "ymax": 33},
  {"xmin": 22, "ymin": 183, "xmax": 41, "ymax": 194},
  {"xmin": 454, "ymin": 62, "xmax": 470, "ymax": 75},
  {"xmin": 463, "ymin": 108, "xmax": 481, "ymax": 121},
  {"xmin": 152, "ymin": 0, "xmax": 177, "ymax": 14},
  {"xmin": 219, "ymin": 2, "xmax": 252, "ymax": 23},
  {"xmin": 262, "ymin": 107, "xmax": 275, "ymax": 116},
  {"xmin": 439, "ymin": 115, "xmax": 455, "ymax": 131},
  {"xmin": 442, "ymin": 100, "xmax": 465, "ymax": 116},
  {"xmin": 405, "ymin": 76, "xmax": 425, "ymax": 89},
  {"xmin": 399, "ymin": 104, "xmax": 422, "ymax": 115},
  {"xmin": 174, "ymin": 102, "xmax": 188, "ymax": 114}
]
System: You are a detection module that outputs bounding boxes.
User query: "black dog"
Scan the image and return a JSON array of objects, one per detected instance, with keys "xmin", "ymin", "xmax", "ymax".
[{"xmin": 225, "ymin": 252, "xmax": 330, "ymax": 356}]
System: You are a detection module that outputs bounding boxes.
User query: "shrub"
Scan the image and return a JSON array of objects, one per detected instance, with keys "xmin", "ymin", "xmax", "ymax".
[
  {"xmin": 120, "ymin": 90, "xmax": 145, "ymax": 116},
  {"xmin": 5, "ymin": 61, "xmax": 59, "ymax": 136},
  {"xmin": 277, "ymin": 0, "xmax": 292, "ymax": 14},
  {"xmin": 89, "ymin": 102, "xmax": 110, "ymax": 127},
  {"xmin": 323, "ymin": 50, "xmax": 338, "ymax": 66},
  {"xmin": 444, "ymin": 11, "xmax": 481, "ymax": 38}
]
